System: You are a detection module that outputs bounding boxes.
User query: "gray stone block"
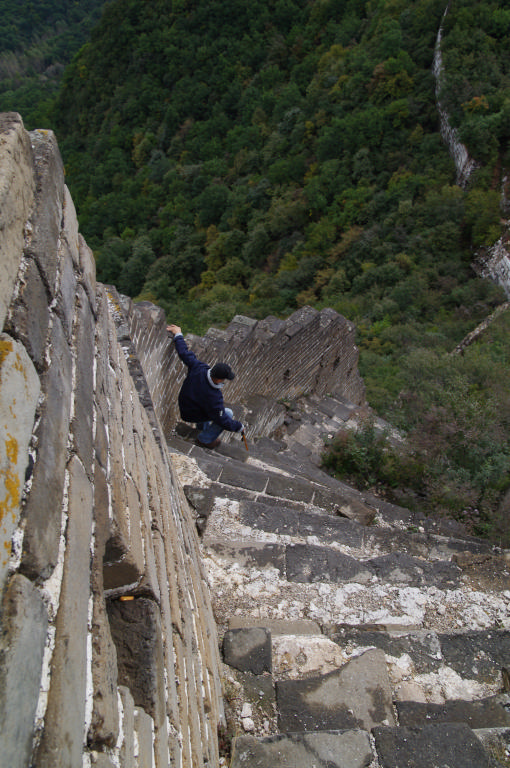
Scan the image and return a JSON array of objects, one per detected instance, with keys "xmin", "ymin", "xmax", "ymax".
[
  {"xmin": 79, "ymin": 233, "xmax": 97, "ymax": 306},
  {"xmin": 90, "ymin": 755, "xmax": 117, "ymax": 768},
  {"xmin": 26, "ymin": 128, "xmax": 65, "ymax": 295},
  {"xmin": 21, "ymin": 316, "xmax": 72, "ymax": 580},
  {"xmin": 219, "ymin": 461, "xmax": 268, "ymax": 492},
  {"xmin": 134, "ymin": 707, "xmax": 156, "ymax": 768},
  {"xmin": 72, "ymin": 284, "xmax": 95, "ymax": 477},
  {"xmin": 119, "ymin": 686, "xmax": 135, "ymax": 768},
  {"xmin": 373, "ymin": 722, "xmax": 491, "ymax": 767},
  {"xmin": 240, "ymin": 500, "xmax": 299, "ymax": 536},
  {"xmin": 0, "ymin": 334, "xmax": 40, "ymax": 591},
  {"xmin": 204, "ymin": 538, "xmax": 285, "ymax": 572},
  {"xmin": 396, "ymin": 696, "xmax": 510, "ymax": 729},
  {"xmin": 228, "ymin": 617, "xmax": 321, "ymax": 636},
  {"xmin": 240, "ymin": 500, "xmax": 364, "ymax": 547},
  {"xmin": 439, "ymin": 629, "xmax": 510, "ymax": 685},
  {"xmin": 36, "ymin": 455, "xmax": 94, "ymax": 768},
  {"xmin": 276, "ymin": 648, "xmax": 395, "ymax": 732},
  {"xmin": 286, "ymin": 544, "xmax": 373, "ymax": 585},
  {"xmin": 265, "ymin": 472, "xmax": 314, "ymax": 502},
  {"xmin": 369, "ymin": 552, "xmax": 461, "ymax": 588},
  {"xmin": 57, "ymin": 239, "xmax": 77, "ymax": 341},
  {"xmin": 88, "ymin": 461, "xmax": 120, "ymax": 750},
  {"xmin": 0, "ymin": 574, "xmax": 48, "ymax": 768},
  {"xmin": 4, "ymin": 256, "xmax": 50, "ymax": 369},
  {"xmin": 183, "ymin": 485, "xmax": 216, "ymax": 518},
  {"xmin": 223, "ymin": 628, "xmax": 272, "ymax": 675},
  {"xmin": 324, "ymin": 626, "xmax": 443, "ymax": 675},
  {"xmin": 231, "ymin": 730, "xmax": 373, "ymax": 768},
  {"xmin": 0, "ymin": 112, "xmax": 35, "ymax": 328}
]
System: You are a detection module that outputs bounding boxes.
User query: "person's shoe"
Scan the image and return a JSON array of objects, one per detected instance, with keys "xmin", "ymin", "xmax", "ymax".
[{"xmin": 197, "ymin": 438, "xmax": 221, "ymax": 449}]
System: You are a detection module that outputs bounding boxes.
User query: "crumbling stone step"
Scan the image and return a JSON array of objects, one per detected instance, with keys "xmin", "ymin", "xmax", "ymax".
[
  {"xmin": 276, "ymin": 648, "xmax": 395, "ymax": 731},
  {"xmin": 227, "ymin": 617, "xmax": 321, "ymax": 636},
  {"xmin": 396, "ymin": 695, "xmax": 510, "ymax": 729},
  {"xmin": 323, "ymin": 625, "xmax": 510, "ymax": 690},
  {"xmin": 237, "ymin": 497, "xmax": 492, "ymax": 564},
  {"xmin": 240, "ymin": 500, "xmax": 363, "ymax": 546},
  {"xmin": 373, "ymin": 721, "xmax": 495, "ymax": 767},
  {"xmin": 365, "ymin": 525, "xmax": 494, "ymax": 560},
  {"xmin": 172, "ymin": 422, "xmax": 249, "ymax": 461},
  {"xmin": 286, "ymin": 546, "xmax": 461, "ymax": 587},
  {"xmin": 203, "ymin": 537, "xmax": 286, "ymax": 572},
  {"xmin": 230, "ymin": 730, "xmax": 373, "ymax": 768},
  {"xmin": 306, "ymin": 393, "xmax": 359, "ymax": 422}
]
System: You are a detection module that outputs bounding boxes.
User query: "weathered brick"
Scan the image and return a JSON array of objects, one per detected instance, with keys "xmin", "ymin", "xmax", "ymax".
[
  {"xmin": 36, "ymin": 455, "xmax": 93, "ymax": 768},
  {"xmin": 72, "ymin": 284, "xmax": 95, "ymax": 477},
  {"xmin": 0, "ymin": 334, "xmax": 40, "ymax": 591},
  {"xmin": 4, "ymin": 256, "xmax": 50, "ymax": 370},
  {"xmin": 21, "ymin": 316, "xmax": 72, "ymax": 580},
  {"xmin": 119, "ymin": 686, "xmax": 135, "ymax": 768},
  {"xmin": 134, "ymin": 707, "xmax": 156, "ymax": 768},
  {"xmin": 88, "ymin": 461, "xmax": 119, "ymax": 750},
  {"xmin": 79, "ymin": 233, "xmax": 97, "ymax": 305},
  {"xmin": 57, "ymin": 239, "xmax": 78, "ymax": 341},
  {"xmin": 106, "ymin": 599, "xmax": 167, "ymax": 733},
  {"xmin": 26, "ymin": 129, "xmax": 65, "ymax": 295},
  {"xmin": 0, "ymin": 113, "xmax": 35, "ymax": 328},
  {"xmin": 0, "ymin": 574, "xmax": 48, "ymax": 768},
  {"xmin": 60, "ymin": 184, "xmax": 80, "ymax": 268}
]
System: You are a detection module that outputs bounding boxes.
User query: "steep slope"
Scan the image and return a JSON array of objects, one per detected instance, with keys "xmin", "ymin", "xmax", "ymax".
[
  {"xmin": 168, "ymin": 391, "xmax": 510, "ymax": 767},
  {"xmin": 52, "ymin": 0, "xmax": 507, "ymax": 335}
]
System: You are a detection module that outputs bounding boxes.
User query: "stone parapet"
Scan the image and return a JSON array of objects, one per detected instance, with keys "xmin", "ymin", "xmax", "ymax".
[
  {"xmin": 0, "ymin": 114, "xmax": 222, "ymax": 768},
  {"xmin": 127, "ymin": 299, "xmax": 366, "ymax": 438}
]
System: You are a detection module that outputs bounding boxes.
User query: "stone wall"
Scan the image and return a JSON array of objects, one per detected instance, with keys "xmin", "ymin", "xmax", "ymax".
[
  {"xmin": 126, "ymin": 299, "xmax": 366, "ymax": 440},
  {"xmin": 0, "ymin": 113, "xmax": 222, "ymax": 768},
  {"xmin": 474, "ymin": 236, "xmax": 510, "ymax": 300}
]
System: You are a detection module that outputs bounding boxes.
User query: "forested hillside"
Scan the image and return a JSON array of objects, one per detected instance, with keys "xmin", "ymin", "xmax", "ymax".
[
  {"xmin": 0, "ymin": 0, "xmax": 106, "ymax": 126},
  {"xmin": 10, "ymin": 0, "xmax": 510, "ymax": 538}
]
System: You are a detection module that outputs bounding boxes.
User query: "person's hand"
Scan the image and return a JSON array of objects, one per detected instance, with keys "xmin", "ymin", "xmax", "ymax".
[{"xmin": 167, "ymin": 324, "xmax": 181, "ymax": 335}]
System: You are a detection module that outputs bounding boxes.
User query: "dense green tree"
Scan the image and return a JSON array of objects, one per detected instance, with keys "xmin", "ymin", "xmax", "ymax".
[{"xmin": 5, "ymin": 0, "xmax": 510, "ymax": 537}]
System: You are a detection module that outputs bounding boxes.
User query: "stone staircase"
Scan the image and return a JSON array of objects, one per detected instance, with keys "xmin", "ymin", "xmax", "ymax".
[{"xmin": 166, "ymin": 393, "xmax": 510, "ymax": 768}]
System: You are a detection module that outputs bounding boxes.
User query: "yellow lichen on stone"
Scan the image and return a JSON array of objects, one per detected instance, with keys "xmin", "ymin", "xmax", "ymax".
[
  {"xmin": 0, "ymin": 463, "xmax": 20, "ymax": 524},
  {"xmin": 0, "ymin": 338, "xmax": 13, "ymax": 384}
]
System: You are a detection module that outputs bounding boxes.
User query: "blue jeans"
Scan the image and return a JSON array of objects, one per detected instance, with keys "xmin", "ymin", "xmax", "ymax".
[{"xmin": 197, "ymin": 408, "xmax": 233, "ymax": 444}]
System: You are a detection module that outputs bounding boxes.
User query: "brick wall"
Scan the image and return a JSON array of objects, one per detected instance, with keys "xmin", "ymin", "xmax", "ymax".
[
  {"xmin": 127, "ymin": 301, "xmax": 366, "ymax": 439},
  {"xmin": 0, "ymin": 113, "xmax": 222, "ymax": 768}
]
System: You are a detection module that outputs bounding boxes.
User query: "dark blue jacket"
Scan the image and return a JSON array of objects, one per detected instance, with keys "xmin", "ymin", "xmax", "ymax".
[{"xmin": 173, "ymin": 334, "xmax": 243, "ymax": 432}]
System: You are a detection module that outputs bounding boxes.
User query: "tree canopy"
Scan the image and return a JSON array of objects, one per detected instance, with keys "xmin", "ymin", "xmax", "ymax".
[{"xmin": 4, "ymin": 0, "xmax": 510, "ymax": 538}]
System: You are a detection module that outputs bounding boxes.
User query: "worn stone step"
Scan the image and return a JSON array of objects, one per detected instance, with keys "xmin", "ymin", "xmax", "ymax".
[
  {"xmin": 230, "ymin": 730, "xmax": 373, "ymax": 768},
  {"xmin": 239, "ymin": 499, "xmax": 363, "ymax": 546},
  {"xmin": 276, "ymin": 647, "xmax": 395, "ymax": 732},
  {"xmin": 173, "ymin": 421, "xmax": 249, "ymax": 460},
  {"xmin": 323, "ymin": 625, "xmax": 510, "ymax": 692},
  {"xmin": 365, "ymin": 525, "xmax": 494, "ymax": 560},
  {"xmin": 373, "ymin": 721, "xmax": 496, "ymax": 767},
  {"xmin": 305, "ymin": 393, "xmax": 360, "ymax": 422},
  {"xmin": 204, "ymin": 537, "xmax": 286, "ymax": 573},
  {"xmin": 217, "ymin": 494, "xmax": 495, "ymax": 566},
  {"xmin": 236, "ymin": 498, "xmax": 482, "ymax": 568},
  {"xmin": 286, "ymin": 545, "xmax": 461, "ymax": 588},
  {"xmin": 396, "ymin": 695, "xmax": 510, "ymax": 729},
  {"xmin": 227, "ymin": 617, "xmax": 321, "ymax": 636},
  {"xmin": 204, "ymin": 534, "xmax": 463, "ymax": 591}
]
